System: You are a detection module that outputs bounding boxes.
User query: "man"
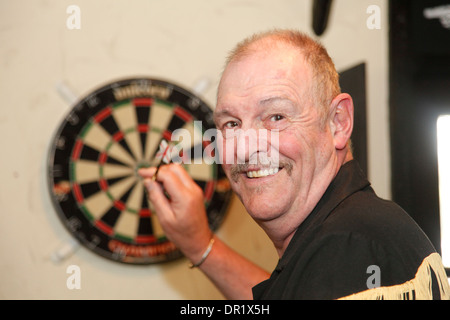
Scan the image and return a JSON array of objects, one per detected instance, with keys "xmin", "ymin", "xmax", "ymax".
[{"xmin": 139, "ymin": 29, "xmax": 450, "ymax": 300}]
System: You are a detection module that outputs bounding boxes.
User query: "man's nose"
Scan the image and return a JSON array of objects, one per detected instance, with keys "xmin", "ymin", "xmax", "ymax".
[{"xmin": 235, "ymin": 128, "xmax": 269, "ymax": 164}]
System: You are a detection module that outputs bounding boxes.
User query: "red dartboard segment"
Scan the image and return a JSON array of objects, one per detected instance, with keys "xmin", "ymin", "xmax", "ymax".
[
  {"xmin": 137, "ymin": 124, "xmax": 149, "ymax": 133},
  {"xmin": 135, "ymin": 235, "xmax": 156, "ymax": 244},
  {"xmin": 162, "ymin": 130, "xmax": 172, "ymax": 141},
  {"xmin": 47, "ymin": 78, "xmax": 232, "ymax": 265},
  {"xmin": 133, "ymin": 98, "xmax": 153, "ymax": 106},
  {"xmin": 72, "ymin": 183, "xmax": 84, "ymax": 203},
  {"xmin": 139, "ymin": 208, "xmax": 151, "ymax": 217},
  {"xmin": 94, "ymin": 106, "xmax": 112, "ymax": 123},
  {"xmin": 71, "ymin": 139, "xmax": 83, "ymax": 161},
  {"xmin": 174, "ymin": 105, "xmax": 193, "ymax": 122},
  {"xmin": 99, "ymin": 178, "xmax": 108, "ymax": 191},
  {"xmin": 95, "ymin": 220, "xmax": 114, "ymax": 236},
  {"xmin": 98, "ymin": 152, "xmax": 108, "ymax": 165},
  {"xmin": 112, "ymin": 131, "xmax": 125, "ymax": 142},
  {"xmin": 113, "ymin": 200, "xmax": 126, "ymax": 211}
]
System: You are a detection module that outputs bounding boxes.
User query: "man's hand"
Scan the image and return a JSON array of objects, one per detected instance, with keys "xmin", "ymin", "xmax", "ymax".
[
  {"xmin": 139, "ymin": 163, "xmax": 270, "ymax": 299},
  {"xmin": 138, "ymin": 164, "xmax": 212, "ymax": 265}
]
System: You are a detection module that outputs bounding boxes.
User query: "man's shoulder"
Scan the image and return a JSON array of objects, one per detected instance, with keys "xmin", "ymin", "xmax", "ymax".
[
  {"xmin": 324, "ymin": 187, "xmax": 430, "ymax": 244},
  {"xmin": 314, "ymin": 186, "xmax": 438, "ymax": 278}
]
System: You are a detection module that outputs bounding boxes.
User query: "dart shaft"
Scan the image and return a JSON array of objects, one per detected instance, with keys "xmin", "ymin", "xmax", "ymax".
[
  {"xmin": 152, "ymin": 162, "xmax": 164, "ymax": 181},
  {"xmin": 152, "ymin": 139, "xmax": 173, "ymax": 181}
]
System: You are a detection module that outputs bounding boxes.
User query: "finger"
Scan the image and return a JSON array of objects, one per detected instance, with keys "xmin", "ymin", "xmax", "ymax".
[
  {"xmin": 143, "ymin": 178, "xmax": 175, "ymax": 222},
  {"xmin": 169, "ymin": 163, "xmax": 198, "ymax": 188},
  {"xmin": 155, "ymin": 164, "xmax": 193, "ymax": 199},
  {"xmin": 138, "ymin": 167, "xmax": 157, "ymax": 179}
]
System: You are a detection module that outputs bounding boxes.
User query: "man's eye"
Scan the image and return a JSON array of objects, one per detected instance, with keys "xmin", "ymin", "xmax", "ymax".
[
  {"xmin": 270, "ymin": 115, "xmax": 284, "ymax": 121},
  {"xmin": 224, "ymin": 121, "xmax": 239, "ymax": 128}
]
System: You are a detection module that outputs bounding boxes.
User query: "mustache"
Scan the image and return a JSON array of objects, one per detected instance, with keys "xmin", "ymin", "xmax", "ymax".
[{"xmin": 229, "ymin": 160, "xmax": 293, "ymax": 182}]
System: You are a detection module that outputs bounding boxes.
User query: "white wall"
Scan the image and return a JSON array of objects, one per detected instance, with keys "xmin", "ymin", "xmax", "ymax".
[{"xmin": 0, "ymin": 0, "xmax": 388, "ymax": 299}]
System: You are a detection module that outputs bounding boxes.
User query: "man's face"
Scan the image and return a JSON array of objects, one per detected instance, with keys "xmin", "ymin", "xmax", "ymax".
[{"xmin": 214, "ymin": 45, "xmax": 337, "ymax": 229}]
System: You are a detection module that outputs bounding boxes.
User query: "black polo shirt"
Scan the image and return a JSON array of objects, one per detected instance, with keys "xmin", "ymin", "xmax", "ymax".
[{"xmin": 252, "ymin": 160, "xmax": 450, "ymax": 300}]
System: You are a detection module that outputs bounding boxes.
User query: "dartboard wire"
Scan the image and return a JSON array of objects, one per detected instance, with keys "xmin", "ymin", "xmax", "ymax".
[
  {"xmin": 140, "ymin": 101, "xmax": 219, "ymax": 233},
  {"xmin": 145, "ymin": 99, "xmax": 175, "ymax": 164},
  {"xmin": 89, "ymin": 105, "xmax": 137, "ymax": 165},
  {"xmin": 76, "ymin": 120, "xmax": 135, "ymax": 168},
  {"xmin": 103, "ymin": 99, "xmax": 174, "ymax": 243},
  {"xmin": 110, "ymin": 99, "xmax": 145, "ymax": 162},
  {"xmin": 94, "ymin": 99, "xmax": 194, "ymax": 245},
  {"xmin": 100, "ymin": 168, "xmax": 165, "ymax": 245},
  {"xmin": 107, "ymin": 99, "xmax": 172, "ymax": 244},
  {"xmin": 70, "ymin": 107, "xmax": 146, "ymax": 242},
  {"xmin": 102, "ymin": 177, "xmax": 153, "ymax": 244},
  {"xmin": 73, "ymin": 155, "xmax": 161, "ymax": 245},
  {"xmin": 97, "ymin": 151, "xmax": 159, "ymax": 244},
  {"xmin": 71, "ymin": 101, "xmax": 218, "ymax": 246}
]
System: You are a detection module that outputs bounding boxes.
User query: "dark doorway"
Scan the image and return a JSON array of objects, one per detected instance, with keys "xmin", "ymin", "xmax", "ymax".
[{"xmin": 389, "ymin": 0, "xmax": 450, "ymax": 272}]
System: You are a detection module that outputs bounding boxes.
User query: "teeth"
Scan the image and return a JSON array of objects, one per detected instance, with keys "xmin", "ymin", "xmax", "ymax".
[{"xmin": 246, "ymin": 167, "xmax": 279, "ymax": 178}]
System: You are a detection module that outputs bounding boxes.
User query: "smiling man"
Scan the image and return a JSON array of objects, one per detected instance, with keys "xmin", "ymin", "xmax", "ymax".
[
  {"xmin": 140, "ymin": 29, "xmax": 450, "ymax": 300},
  {"xmin": 213, "ymin": 31, "xmax": 352, "ymax": 258}
]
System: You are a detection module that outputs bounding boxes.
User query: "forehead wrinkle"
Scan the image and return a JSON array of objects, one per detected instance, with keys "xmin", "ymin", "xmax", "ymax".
[{"xmin": 259, "ymin": 96, "xmax": 295, "ymax": 108}]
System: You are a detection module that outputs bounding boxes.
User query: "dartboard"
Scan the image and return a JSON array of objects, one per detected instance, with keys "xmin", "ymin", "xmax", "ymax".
[{"xmin": 48, "ymin": 78, "xmax": 232, "ymax": 264}]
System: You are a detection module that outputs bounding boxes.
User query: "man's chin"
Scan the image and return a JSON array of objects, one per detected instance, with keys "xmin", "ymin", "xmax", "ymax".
[{"xmin": 243, "ymin": 198, "xmax": 283, "ymax": 222}]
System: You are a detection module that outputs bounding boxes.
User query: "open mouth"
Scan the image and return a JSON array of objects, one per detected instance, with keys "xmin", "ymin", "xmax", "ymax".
[
  {"xmin": 230, "ymin": 162, "xmax": 290, "ymax": 183},
  {"xmin": 246, "ymin": 167, "xmax": 280, "ymax": 178}
]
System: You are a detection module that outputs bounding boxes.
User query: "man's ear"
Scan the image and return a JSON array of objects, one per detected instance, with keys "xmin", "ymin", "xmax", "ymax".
[{"xmin": 329, "ymin": 93, "xmax": 354, "ymax": 150}]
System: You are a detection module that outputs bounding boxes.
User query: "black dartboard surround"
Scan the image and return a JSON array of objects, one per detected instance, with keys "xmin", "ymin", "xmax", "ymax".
[{"xmin": 48, "ymin": 78, "xmax": 232, "ymax": 264}]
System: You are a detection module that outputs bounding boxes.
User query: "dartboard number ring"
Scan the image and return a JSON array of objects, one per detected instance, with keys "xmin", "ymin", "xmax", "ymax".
[{"xmin": 48, "ymin": 78, "xmax": 232, "ymax": 264}]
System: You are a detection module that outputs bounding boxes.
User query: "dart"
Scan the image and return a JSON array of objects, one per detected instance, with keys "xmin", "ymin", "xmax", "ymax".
[{"xmin": 152, "ymin": 139, "xmax": 177, "ymax": 181}]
